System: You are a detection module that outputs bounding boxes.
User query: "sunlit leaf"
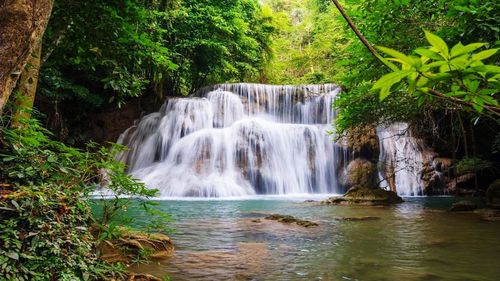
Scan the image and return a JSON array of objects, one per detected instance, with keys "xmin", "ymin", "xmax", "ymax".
[
  {"xmin": 450, "ymin": 42, "xmax": 486, "ymax": 58},
  {"xmin": 415, "ymin": 48, "xmax": 443, "ymax": 60},
  {"xmin": 471, "ymin": 48, "xmax": 499, "ymax": 61},
  {"xmin": 424, "ymin": 30, "xmax": 449, "ymax": 58},
  {"xmin": 372, "ymin": 70, "xmax": 413, "ymax": 90}
]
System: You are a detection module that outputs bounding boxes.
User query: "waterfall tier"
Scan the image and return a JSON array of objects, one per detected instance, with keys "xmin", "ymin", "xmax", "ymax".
[
  {"xmin": 118, "ymin": 83, "xmax": 430, "ymax": 197},
  {"xmin": 377, "ymin": 123, "xmax": 427, "ymax": 196},
  {"xmin": 118, "ymin": 83, "xmax": 350, "ymax": 197}
]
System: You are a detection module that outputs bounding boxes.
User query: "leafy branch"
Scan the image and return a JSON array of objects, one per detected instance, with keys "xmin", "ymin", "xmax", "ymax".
[{"xmin": 372, "ymin": 31, "xmax": 500, "ymax": 117}]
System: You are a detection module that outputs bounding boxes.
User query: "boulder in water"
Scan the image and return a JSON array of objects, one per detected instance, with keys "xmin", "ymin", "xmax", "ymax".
[
  {"xmin": 345, "ymin": 125, "xmax": 379, "ymax": 161},
  {"xmin": 334, "ymin": 216, "xmax": 381, "ymax": 221},
  {"xmin": 449, "ymin": 200, "xmax": 478, "ymax": 212},
  {"xmin": 344, "ymin": 159, "xmax": 378, "ymax": 189},
  {"xmin": 322, "ymin": 187, "xmax": 403, "ymax": 206},
  {"xmin": 265, "ymin": 214, "xmax": 319, "ymax": 227},
  {"xmin": 477, "ymin": 208, "xmax": 500, "ymax": 221},
  {"xmin": 98, "ymin": 228, "xmax": 174, "ymax": 264},
  {"xmin": 486, "ymin": 180, "xmax": 500, "ymax": 209}
]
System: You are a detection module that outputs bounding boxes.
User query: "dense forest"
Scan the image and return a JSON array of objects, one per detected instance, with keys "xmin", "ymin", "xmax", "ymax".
[{"xmin": 0, "ymin": 0, "xmax": 499, "ymax": 280}]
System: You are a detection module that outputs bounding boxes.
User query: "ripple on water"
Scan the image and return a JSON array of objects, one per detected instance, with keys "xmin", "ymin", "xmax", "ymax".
[{"xmin": 124, "ymin": 198, "xmax": 500, "ymax": 281}]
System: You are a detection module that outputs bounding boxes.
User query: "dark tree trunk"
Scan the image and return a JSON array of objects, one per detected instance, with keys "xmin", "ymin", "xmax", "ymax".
[{"xmin": 0, "ymin": 0, "xmax": 53, "ymax": 114}]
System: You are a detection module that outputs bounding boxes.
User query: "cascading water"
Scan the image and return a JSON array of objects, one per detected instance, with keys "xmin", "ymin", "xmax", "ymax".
[
  {"xmin": 117, "ymin": 83, "xmax": 350, "ymax": 197},
  {"xmin": 377, "ymin": 123, "xmax": 427, "ymax": 196}
]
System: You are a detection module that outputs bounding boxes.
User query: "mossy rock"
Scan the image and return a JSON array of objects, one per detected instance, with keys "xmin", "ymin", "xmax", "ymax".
[
  {"xmin": 345, "ymin": 160, "xmax": 378, "ymax": 189},
  {"xmin": 322, "ymin": 187, "xmax": 403, "ymax": 206},
  {"xmin": 486, "ymin": 180, "xmax": 500, "ymax": 209},
  {"xmin": 265, "ymin": 214, "xmax": 319, "ymax": 227},
  {"xmin": 449, "ymin": 200, "xmax": 477, "ymax": 212}
]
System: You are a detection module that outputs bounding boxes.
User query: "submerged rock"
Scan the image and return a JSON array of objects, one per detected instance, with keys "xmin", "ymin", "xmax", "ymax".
[
  {"xmin": 486, "ymin": 180, "xmax": 500, "ymax": 209},
  {"xmin": 476, "ymin": 208, "xmax": 500, "ymax": 221},
  {"xmin": 334, "ymin": 216, "xmax": 381, "ymax": 221},
  {"xmin": 322, "ymin": 187, "xmax": 403, "ymax": 206},
  {"xmin": 265, "ymin": 214, "xmax": 319, "ymax": 227},
  {"xmin": 449, "ymin": 200, "xmax": 478, "ymax": 212},
  {"xmin": 99, "ymin": 228, "xmax": 174, "ymax": 264},
  {"xmin": 128, "ymin": 273, "xmax": 163, "ymax": 281}
]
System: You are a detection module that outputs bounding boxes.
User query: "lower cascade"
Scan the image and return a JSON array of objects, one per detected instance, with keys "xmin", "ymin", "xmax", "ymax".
[{"xmin": 117, "ymin": 83, "xmax": 428, "ymax": 197}]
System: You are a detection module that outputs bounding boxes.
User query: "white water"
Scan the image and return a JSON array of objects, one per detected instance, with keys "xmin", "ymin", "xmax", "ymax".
[
  {"xmin": 118, "ymin": 83, "xmax": 350, "ymax": 197},
  {"xmin": 377, "ymin": 123, "xmax": 426, "ymax": 196}
]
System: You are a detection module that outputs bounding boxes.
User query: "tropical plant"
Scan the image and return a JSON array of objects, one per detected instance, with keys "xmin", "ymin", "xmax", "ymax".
[
  {"xmin": 0, "ymin": 115, "xmax": 172, "ymax": 280},
  {"xmin": 372, "ymin": 31, "xmax": 500, "ymax": 117}
]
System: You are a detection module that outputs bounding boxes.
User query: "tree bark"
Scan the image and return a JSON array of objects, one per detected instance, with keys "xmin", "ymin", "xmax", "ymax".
[
  {"xmin": 0, "ymin": 0, "xmax": 53, "ymax": 115},
  {"xmin": 11, "ymin": 40, "xmax": 41, "ymax": 127}
]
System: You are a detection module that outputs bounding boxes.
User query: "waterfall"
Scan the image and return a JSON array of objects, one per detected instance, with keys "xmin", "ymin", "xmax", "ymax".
[
  {"xmin": 117, "ymin": 83, "xmax": 350, "ymax": 197},
  {"xmin": 377, "ymin": 123, "xmax": 426, "ymax": 196}
]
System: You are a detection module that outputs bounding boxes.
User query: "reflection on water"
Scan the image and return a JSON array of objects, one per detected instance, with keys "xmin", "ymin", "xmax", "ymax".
[{"xmin": 124, "ymin": 197, "xmax": 500, "ymax": 281}]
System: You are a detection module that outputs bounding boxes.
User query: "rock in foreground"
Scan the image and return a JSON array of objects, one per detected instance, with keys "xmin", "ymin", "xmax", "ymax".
[
  {"xmin": 99, "ymin": 228, "xmax": 174, "ymax": 264},
  {"xmin": 322, "ymin": 187, "xmax": 403, "ymax": 206},
  {"xmin": 449, "ymin": 200, "xmax": 478, "ymax": 212},
  {"xmin": 486, "ymin": 180, "xmax": 500, "ymax": 209},
  {"xmin": 264, "ymin": 214, "xmax": 319, "ymax": 227}
]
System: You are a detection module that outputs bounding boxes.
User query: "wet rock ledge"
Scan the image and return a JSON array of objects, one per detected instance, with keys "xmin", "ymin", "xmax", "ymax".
[
  {"xmin": 98, "ymin": 228, "xmax": 174, "ymax": 265},
  {"xmin": 264, "ymin": 214, "xmax": 319, "ymax": 227},
  {"xmin": 322, "ymin": 187, "xmax": 403, "ymax": 206}
]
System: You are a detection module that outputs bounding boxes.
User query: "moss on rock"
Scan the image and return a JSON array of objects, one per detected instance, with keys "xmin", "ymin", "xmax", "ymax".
[
  {"xmin": 265, "ymin": 214, "xmax": 319, "ymax": 227},
  {"xmin": 322, "ymin": 187, "xmax": 403, "ymax": 206},
  {"xmin": 486, "ymin": 180, "xmax": 500, "ymax": 209}
]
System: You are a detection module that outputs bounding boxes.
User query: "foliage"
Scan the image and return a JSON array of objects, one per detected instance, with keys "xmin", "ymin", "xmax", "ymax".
[
  {"xmin": 263, "ymin": 0, "xmax": 350, "ymax": 84},
  {"xmin": 40, "ymin": 0, "xmax": 274, "ymax": 109},
  {"xmin": 449, "ymin": 0, "xmax": 500, "ymax": 44},
  {"xmin": 0, "ymin": 115, "xmax": 172, "ymax": 280},
  {"xmin": 0, "ymin": 184, "xmax": 125, "ymax": 281},
  {"xmin": 161, "ymin": 0, "xmax": 274, "ymax": 95},
  {"xmin": 41, "ymin": 0, "xmax": 176, "ymax": 107},
  {"xmin": 372, "ymin": 31, "xmax": 500, "ymax": 116},
  {"xmin": 455, "ymin": 157, "xmax": 495, "ymax": 174}
]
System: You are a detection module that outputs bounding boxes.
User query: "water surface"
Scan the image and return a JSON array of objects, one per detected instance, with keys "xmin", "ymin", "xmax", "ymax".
[{"xmin": 124, "ymin": 197, "xmax": 500, "ymax": 281}]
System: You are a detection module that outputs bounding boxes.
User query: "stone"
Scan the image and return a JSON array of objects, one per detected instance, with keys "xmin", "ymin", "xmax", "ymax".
[
  {"xmin": 345, "ymin": 125, "xmax": 380, "ymax": 161},
  {"xmin": 344, "ymin": 159, "xmax": 378, "ymax": 189},
  {"xmin": 321, "ymin": 187, "xmax": 403, "ymax": 206},
  {"xmin": 449, "ymin": 200, "xmax": 477, "ymax": 212},
  {"xmin": 128, "ymin": 273, "xmax": 163, "ymax": 281},
  {"xmin": 322, "ymin": 187, "xmax": 403, "ymax": 206},
  {"xmin": 433, "ymin": 157, "xmax": 454, "ymax": 172},
  {"xmin": 476, "ymin": 208, "xmax": 500, "ymax": 221},
  {"xmin": 98, "ymin": 228, "xmax": 174, "ymax": 264},
  {"xmin": 264, "ymin": 214, "xmax": 319, "ymax": 227},
  {"xmin": 446, "ymin": 173, "xmax": 476, "ymax": 192},
  {"xmin": 486, "ymin": 180, "xmax": 500, "ymax": 209},
  {"xmin": 334, "ymin": 216, "xmax": 381, "ymax": 221}
]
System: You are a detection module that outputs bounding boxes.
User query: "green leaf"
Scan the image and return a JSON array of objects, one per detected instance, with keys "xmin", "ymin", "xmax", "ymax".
[
  {"xmin": 379, "ymin": 86, "xmax": 391, "ymax": 101},
  {"xmin": 415, "ymin": 48, "xmax": 443, "ymax": 60},
  {"xmin": 11, "ymin": 200, "xmax": 20, "ymax": 209},
  {"xmin": 372, "ymin": 70, "xmax": 413, "ymax": 90},
  {"xmin": 468, "ymin": 65, "xmax": 500, "ymax": 74},
  {"xmin": 427, "ymin": 72, "xmax": 452, "ymax": 81},
  {"xmin": 6, "ymin": 252, "xmax": 19, "ymax": 260},
  {"xmin": 424, "ymin": 30, "xmax": 449, "ymax": 58},
  {"xmin": 471, "ymin": 48, "xmax": 499, "ymax": 61},
  {"xmin": 472, "ymin": 102, "xmax": 484, "ymax": 113},
  {"xmin": 450, "ymin": 42, "xmax": 486, "ymax": 58},
  {"xmin": 463, "ymin": 79, "xmax": 480, "ymax": 92},
  {"xmin": 376, "ymin": 46, "xmax": 413, "ymax": 65},
  {"xmin": 446, "ymin": 91, "xmax": 467, "ymax": 97}
]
